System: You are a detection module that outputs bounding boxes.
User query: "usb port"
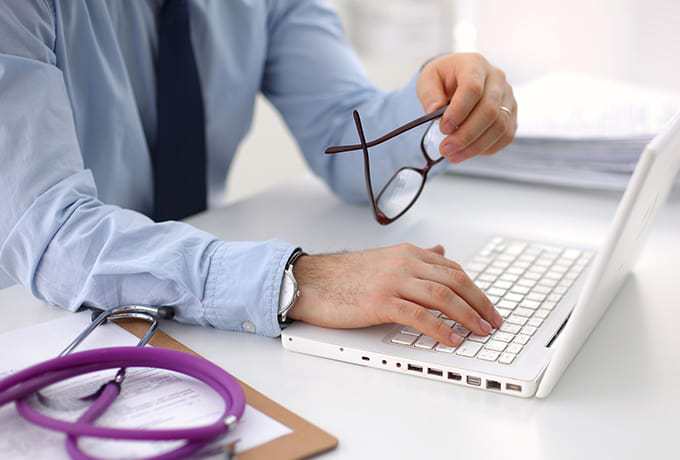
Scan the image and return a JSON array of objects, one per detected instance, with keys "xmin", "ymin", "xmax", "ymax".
[
  {"xmin": 427, "ymin": 368, "xmax": 443, "ymax": 377},
  {"xmin": 506, "ymin": 383, "xmax": 522, "ymax": 392},
  {"xmin": 486, "ymin": 380, "xmax": 501, "ymax": 390},
  {"xmin": 447, "ymin": 372, "xmax": 462, "ymax": 381},
  {"xmin": 466, "ymin": 376, "xmax": 481, "ymax": 386},
  {"xmin": 407, "ymin": 364, "xmax": 423, "ymax": 373}
]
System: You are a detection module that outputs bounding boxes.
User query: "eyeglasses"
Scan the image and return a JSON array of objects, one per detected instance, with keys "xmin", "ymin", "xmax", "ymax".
[{"xmin": 325, "ymin": 105, "xmax": 447, "ymax": 225}]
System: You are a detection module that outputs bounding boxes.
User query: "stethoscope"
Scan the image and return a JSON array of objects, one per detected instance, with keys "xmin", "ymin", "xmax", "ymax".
[{"xmin": 0, "ymin": 305, "xmax": 245, "ymax": 460}]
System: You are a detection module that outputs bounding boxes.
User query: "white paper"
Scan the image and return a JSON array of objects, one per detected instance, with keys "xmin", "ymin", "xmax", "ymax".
[
  {"xmin": 446, "ymin": 72, "xmax": 680, "ymax": 190},
  {"xmin": 0, "ymin": 313, "xmax": 291, "ymax": 459}
]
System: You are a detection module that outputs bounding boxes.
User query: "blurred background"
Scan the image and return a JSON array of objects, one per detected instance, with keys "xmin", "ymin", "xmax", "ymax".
[{"xmin": 227, "ymin": 0, "xmax": 680, "ymax": 203}]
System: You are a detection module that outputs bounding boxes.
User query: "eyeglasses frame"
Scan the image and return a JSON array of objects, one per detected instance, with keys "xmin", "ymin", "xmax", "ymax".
[{"xmin": 325, "ymin": 105, "xmax": 447, "ymax": 225}]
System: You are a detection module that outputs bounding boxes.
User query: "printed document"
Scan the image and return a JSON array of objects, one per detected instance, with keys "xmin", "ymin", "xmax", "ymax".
[{"xmin": 0, "ymin": 313, "xmax": 291, "ymax": 458}]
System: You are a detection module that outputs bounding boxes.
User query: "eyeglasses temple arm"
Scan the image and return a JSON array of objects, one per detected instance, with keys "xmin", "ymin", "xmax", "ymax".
[{"xmin": 325, "ymin": 105, "xmax": 447, "ymax": 154}]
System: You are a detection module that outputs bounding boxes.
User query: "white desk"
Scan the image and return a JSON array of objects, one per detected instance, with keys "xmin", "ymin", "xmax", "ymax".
[{"xmin": 2, "ymin": 175, "xmax": 679, "ymax": 459}]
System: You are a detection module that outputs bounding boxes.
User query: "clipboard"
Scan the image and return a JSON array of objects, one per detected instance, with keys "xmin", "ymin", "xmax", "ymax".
[{"xmin": 118, "ymin": 320, "xmax": 338, "ymax": 459}]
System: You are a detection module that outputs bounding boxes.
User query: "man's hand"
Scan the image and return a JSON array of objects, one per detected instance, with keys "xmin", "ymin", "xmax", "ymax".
[
  {"xmin": 288, "ymin": 243, "xmax": 503, "ymax": 347},
  {"xmin": 416, "ymin": 53, "xmax": 517, "ymax": 163}
]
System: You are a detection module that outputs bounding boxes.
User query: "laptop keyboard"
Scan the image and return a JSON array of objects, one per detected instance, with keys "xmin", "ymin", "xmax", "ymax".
[{"xmin": 388, "ymin": 237, "xmax": 593, "ymax": 365}]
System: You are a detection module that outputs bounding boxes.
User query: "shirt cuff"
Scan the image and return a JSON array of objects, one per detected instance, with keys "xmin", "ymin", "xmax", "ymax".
[{"xmin": 202, "ymin": 239, "xmax": 297, "ymax": 337}]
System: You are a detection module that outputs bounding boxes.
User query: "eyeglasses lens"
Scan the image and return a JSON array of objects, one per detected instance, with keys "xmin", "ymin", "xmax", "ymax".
[
  {"xmin": 376, "ymin": 168, "xmax": 424, "ymax": 219},
  {"xmin": 423, "ymin": 121, "xmax": 446, "ymax": 161}
]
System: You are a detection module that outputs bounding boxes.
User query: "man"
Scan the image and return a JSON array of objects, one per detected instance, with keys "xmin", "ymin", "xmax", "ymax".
[{"xmin": 0, "ymin": 1, "xmax": 516, "ymax": 348}]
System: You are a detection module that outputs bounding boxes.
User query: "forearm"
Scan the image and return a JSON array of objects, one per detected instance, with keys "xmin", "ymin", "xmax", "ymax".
[
  {"xmin": 262, "ymin": 0, "xmax": 444, "ymax": 205},
  {"xmin": 0, "ymin": 55, "xmax": 295, "ymax": 338}
]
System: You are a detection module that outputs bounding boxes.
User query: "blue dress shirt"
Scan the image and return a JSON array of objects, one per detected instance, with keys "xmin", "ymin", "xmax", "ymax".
[{"xmin": 0, "ymin": 0, "xmax": 432, "ymax": 337}]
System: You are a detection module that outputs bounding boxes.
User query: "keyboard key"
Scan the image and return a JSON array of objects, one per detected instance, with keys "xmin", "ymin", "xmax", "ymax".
[
  {"xmin": 513, "ymin": 334, "xmax": 531, "ymax": 345},
  {"xmin": 500, "ymin": 323, "xmax": 521, "ymax": 334},
  {"xmin": 493, "ymin": 280, "xmax": 513, "ymax": 290},
  {"xmin": 547, "ymin": 293, "xmax": 562, "ymax": 302},
  {"xmin": 506, "ymin": 267, "xmax": 525, "ymax": 275},
  {"xmin": 545, "ymin": 271, "xmax": 563, "ymax": 280},
  {"xmin": 542, "ymin": 301, "xmax": 557, "ymax": 311},
  {"xmin": 514, "ymin": 307, "xmax": 534, "ymax": 317},
  {"xmin": 455, "ymin": 341, "xmax": 483, "ymax": 357},
  {"xmin": 492, "ymin": 260, "xmax": 511, "ymax": 269},
  {"xmin": 391, "ymin": 333, "xmax": 417, "ymax": 345},
  {"xmin": 512, "ymin": 261, "xmax": 530, "ymax": 270},
  {"xmin": 506, "ymin": 343, "xmax": 523, "ymax": 354},
  {"xmin": 496, "ymin": 308, "xmax": 513, "ymax": 318},
  {"xmin": 414, "ymin": 335, "xmax": 437, "ymax": 349},
  {"xmin": 485, "ymin": 339, "xmax": 508, "ymax": 352},
  {"xmin": 551, "ymin": 265, "xmax": 568, "ymax": 274},
  {"xmin": 478, "ymin": 273, "xmax": 496, "ymax": 283},
  {"xmin": 527, "ymin": 292, "xmax": 546, "ymax": 302},
  {"xmin": 506, "ymin": 242, "xmax": 527, "ymax": 255},
  {"xmin": 487, "ymin": 295, "xmax": 501, "ymax": 305},
  {"xmin": 487, "ymin": 287, "xmax": 507, "ymax": 297},
  {"xmin": 500, "ymin": 273, "xmax": 519, "ymax": 282},
  {"xmin": 524, "ymin": 272, "xmax": 541, "ymax": 280},
  {"xmin": 435, "ymin": 343, "xmax": 456, "ymax": 353},
  {"xmin": 476, "ymin": 281, "xmax": 491, "ymax": 290},
  {"xmin": 517, "ymin": 278, "xmax": 537, "ymax": 288},
  {"xmin": 538, "ymin": 278, "xmax": 558, "ymax": 288},
  {"xmin": 467, "ymin": 263, "xmax": 487, "ymax": 272},
  {"xmin": 507, "ymin": 314, "xmax": 528, "ymax": 326},
  {"xmin": 493, "ymin": 331, "xmax": 515, "ymax": 342},
  {"xmin": 521, "ymin": 325, "xmax": 537, "ymax": 336},
  {"xmin": 553, "ymin": 286, "xmax": 568, "ymax": 295},
  {"xmin": 400, "ymin": 326, "xmax": 420, "ymax": 335},
  {"xmin": 532, "ymin": 285, "xmax": 551, "ymax": 295},
  {"xmin": 427, "ymin": 309, "xmax": 440, "ymax": 316},
  {"xmin": 534, "ymin": 309, "xmax": 551, "ymax": 319},
  {"xmin": 510, "ymin": 285, "xmax": 530, "ymax": 295},
  {"xmin": 442, "ymin": 319, "xmax": 456, "ymax": 328},
  {"xmin": 498, "ymin": 352, "xmax": 516, "ymax": 364},
  {"xmin": 468, "ymin": 333, "xmax": 491, "ymax": 343},
  {"xmin": 478, "ymin": 349, "xmax": 500, "ymax": 361},
  {"xmin": 472, "ymin": 256, "xmax": 494, "ymax": 265},
  {"xmin": 519, "ymin": 299, "xmax": 541, "ymax": 310},
  {"xmin": 528, "ymin": 317, "xmax": 544, "ymax": 328},
  {"xmin": 485, "ymin": 267, "xmax": 503, "ymax": 276},
  {"xmin": 504, "ymin": 292, "xmax": 524, "ymax": 303},
  {"xmin": 563, "ymin": 249, "xmax": 582, "ymax": 260},
  {"xmin": 498, "ymin": 299, "xmax": 518, "ymax": 310},
  {"xmin": 497, "ymin": 254, "xmax": 515, "ymax": 262},
  {"xmin": 452, "ymin": 324, "xmax": 470, "ymax": 337}
]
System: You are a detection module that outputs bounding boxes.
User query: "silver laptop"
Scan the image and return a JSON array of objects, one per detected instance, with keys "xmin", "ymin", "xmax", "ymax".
[{"xmin": 282, "ymin": 111, "xmax": 680, "ymax": 398}]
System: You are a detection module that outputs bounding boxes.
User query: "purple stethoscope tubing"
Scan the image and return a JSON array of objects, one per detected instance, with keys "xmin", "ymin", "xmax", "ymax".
[{"xmin": 0, "ymin": 306, "xmax": 245, "ymax": 460}]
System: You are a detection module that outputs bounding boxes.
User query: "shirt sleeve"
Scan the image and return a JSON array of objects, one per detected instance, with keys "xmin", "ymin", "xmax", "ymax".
[
  {"xmin": 0, "ymin": 1, "xmax": 295, "ymax": 337},
  {"xmin": 262, "ymin": 0, "xmax": 447, "ymax": 204}
]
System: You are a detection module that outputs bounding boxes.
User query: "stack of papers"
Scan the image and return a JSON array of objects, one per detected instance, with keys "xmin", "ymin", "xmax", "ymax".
[{"xmin": 448, "ymin": 73, "xmax": 680, "ymax": 190}]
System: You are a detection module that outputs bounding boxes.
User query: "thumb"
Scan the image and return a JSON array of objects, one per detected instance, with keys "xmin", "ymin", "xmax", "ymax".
[
  {"xmin": 427, "ymin": 244, "xmax": 446, "ymax": 256},
  {"xmin": 417, "ymin": 64, "xmax": 449, "ymax": 114}
]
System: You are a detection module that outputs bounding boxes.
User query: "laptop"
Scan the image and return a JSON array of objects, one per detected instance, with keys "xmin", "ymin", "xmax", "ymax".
[{"xmin": 282, "ymin": 111, "xmax": 680, "ymax": 398}]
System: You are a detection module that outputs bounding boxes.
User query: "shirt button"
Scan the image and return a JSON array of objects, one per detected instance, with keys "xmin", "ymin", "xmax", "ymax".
[{"xmin": 242, "ymin": 321, "xmax": 256, "ymax": 334}]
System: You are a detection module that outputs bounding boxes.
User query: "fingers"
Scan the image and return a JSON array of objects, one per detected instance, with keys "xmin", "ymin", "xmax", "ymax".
[
  {"xmin": 439, "ymin": 56, "xmax": 488, "ymax": 135},
  {"xmin": 439, "ymin": 67, "xmax": 507, "ymax": 162},
  {"xmin": 481, "ymin": 89, "xmax": 518, "ymax": 155},
  {"xmin": 417, "ymin": 63, "xmax": 451, "ymax": 114},
  {"xmin": 388, "ymin": 298, "xmax": 464, "ymax": 347},
  {"xmin": 399, "ymin": 279, "xmax": 493, "ymax": 337},
  {"xmin": 415, "ymin": 260, "xmax": 502, "ymax": 329},
  {"xmin": 427, "ymin": 244, "xmax": 445, "ymax": 256}
]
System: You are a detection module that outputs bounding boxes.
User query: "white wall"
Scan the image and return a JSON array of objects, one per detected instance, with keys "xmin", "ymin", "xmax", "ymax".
[{"xmin": 226, "ymin": 0, "xmax": 680, "ymax": 203}]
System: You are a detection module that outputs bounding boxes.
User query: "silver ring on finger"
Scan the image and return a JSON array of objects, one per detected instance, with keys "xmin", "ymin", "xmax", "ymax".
[{"xmin": 499, "ymin": 105, "xmax": 512, "ymax": 117}]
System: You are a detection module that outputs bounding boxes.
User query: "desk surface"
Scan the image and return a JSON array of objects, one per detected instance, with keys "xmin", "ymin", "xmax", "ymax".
[{"xmin": 2, "ymin": 174, "xmax": 679, "ymax": 460}]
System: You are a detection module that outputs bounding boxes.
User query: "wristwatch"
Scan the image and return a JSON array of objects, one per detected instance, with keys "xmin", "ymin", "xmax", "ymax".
[{"xmin": 277, "ymin": 248, "xmax": 306, "ymax": 326}]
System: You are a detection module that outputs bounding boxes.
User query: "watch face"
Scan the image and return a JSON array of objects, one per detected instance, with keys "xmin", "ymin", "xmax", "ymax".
[{"xmin": 279, "ymin": 271, "xmax": 296, "ymax": 309}]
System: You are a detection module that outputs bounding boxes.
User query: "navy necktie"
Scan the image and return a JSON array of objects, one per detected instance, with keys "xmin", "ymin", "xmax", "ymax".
[{"xmin": 153, "ymin": 0, "xmax": 207, "ymax": 221}]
